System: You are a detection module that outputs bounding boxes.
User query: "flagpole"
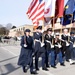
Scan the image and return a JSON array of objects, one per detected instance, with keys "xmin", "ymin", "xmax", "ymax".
[
  {"xmin": 60, "ymin": 24, "xmax": 63, "ymax": 35},
  {"xmin": 60, "ymin": 17, "xmax": 63, "ymax": 35},
  {"xmin": 52, "ymin": 17, "xmax": 55, "ymax": 45},
  {"xmin": 42, "ymin": 18, "xmax": 45, "ymax": 43},
  {"xmin": 52, "ymin": 17, "xmax": 55, "ymax": 32},
  {"xmin": 69, "ymin": 14, "xmax": 73, "ymax": 33}
]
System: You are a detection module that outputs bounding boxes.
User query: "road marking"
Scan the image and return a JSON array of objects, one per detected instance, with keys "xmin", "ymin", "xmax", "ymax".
[{"xmin": 1, "ymin": 47, "xmax": 17, "ymax": 56}]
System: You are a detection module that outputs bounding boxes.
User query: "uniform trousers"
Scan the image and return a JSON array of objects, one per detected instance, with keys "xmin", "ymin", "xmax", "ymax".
[{"xmin": 45, "ymin": 49, "xmax": 55, "ymax": 66}]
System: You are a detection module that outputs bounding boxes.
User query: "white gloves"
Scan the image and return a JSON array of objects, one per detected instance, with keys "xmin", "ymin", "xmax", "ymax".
[
  {"xmin": 58, "ymin": 44, "xmax": 62, "ymax": 48},
  {"xmin": 73, "ymin": 45, "xmax": 75, "ymax": 47},
  {"xmin": 24, "ymin": 44, "xmax": 27, "ymax": 47},
  {"xmin": 41, "ymin": 43, "xmax": 45, "ymax": 47},
  {"xmin": 66, "ymin": 42, "xmax": 69, "ymax": 46},
  {"xmin": 51, "ymin": 45, "xmax": 54, "ymax": 48}
]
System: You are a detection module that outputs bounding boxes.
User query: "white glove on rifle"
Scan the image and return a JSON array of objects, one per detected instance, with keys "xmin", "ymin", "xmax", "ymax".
[
  {"xmin": 41, "ymin": 43, "xmax": 45, "ymax": 47},
  {"xmin": 51, "ymin": 45, "xmax": 54, "ymax": 48},
  {"xmin": 24, "ymin": 44, "xmax": 27, "ymax": 47},
  {"xmin": 58, "ymin": 43, "xmax": 62, "ymax": 48},
  {"xmin": 66, "ymin": 42, "xmax": 69, "ymax": 46},
  {"xmin": 73, "ymin": 44, "xmax": 75, "ymax": 47}
]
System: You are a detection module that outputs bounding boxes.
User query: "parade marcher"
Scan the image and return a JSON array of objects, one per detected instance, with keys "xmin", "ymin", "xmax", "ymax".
[
  {"xmin": 18, "ymin": 29, "xmax": 37, "ymax": 74},
  {"xmin": 54, "ymin": 33, "xmax": 65, "ymax": 66},
  {"xmin": 34, "ymin": 26, "xmax": 48, "ymax": 71},
  {"xmin": 44, "ymin": 28, "xmax": 56, "ymax": 68},
  {"xmin": 61, "ymin": 29, "xmax": 75, "ymax": 65},
  {"xmin": 69, "ymin": 32, "xmax": 75, "ymax": 59}
]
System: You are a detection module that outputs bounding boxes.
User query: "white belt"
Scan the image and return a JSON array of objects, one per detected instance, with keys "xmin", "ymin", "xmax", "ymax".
[
  {"xmin": 45, "ymin": 40, "xmax": 54, "ymax": 48},
  {"xmin": 35, "ymin": 39, "xmax": 41, "ymax": 43},
  {"xmin": 55, "ymin": 43, "xmax": 62, "ymax": 48},
  {"xmin": 35, "ymin": 39, "xmax": 45, "ymax": 47}
]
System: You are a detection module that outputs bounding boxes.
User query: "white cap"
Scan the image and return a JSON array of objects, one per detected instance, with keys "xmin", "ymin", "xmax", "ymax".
[
  {"xmin": 55, "ymin": 33, "xmax": 60, "ymax": 36},
  {"xmin": 63, "ymin": 29, "xmax": 68, "ymax": 32}
]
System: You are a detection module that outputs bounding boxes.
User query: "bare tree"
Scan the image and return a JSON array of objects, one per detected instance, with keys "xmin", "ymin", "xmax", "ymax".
[
  {"xmin": 0, "ymin": 24, "xmax": 3, "ymax": 28},
  {"xmin": 6, "ymin": 23, "xmax": 12, "ymax": 30},
  {"xmin": 0, "ymin": 27, "xmax": 6, "ymax": 35}
]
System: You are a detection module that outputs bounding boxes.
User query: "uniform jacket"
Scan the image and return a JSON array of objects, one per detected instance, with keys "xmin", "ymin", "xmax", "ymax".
[
  {"xmin": 70, "ymin": 36, "xmax": 75, "ymax": 44},
  {"xmin": 44, "ymin": 34, "xmax": 53, "ymax": 50},
  {"xmin": 54, "ymin": 38, "xmax": 61, "ymax": 54},
  {"xmin": 33, "ymin": 32, "xmax": 42, "ymax": 52},
  {"xmin": 61, "ymin": 34, "xmax": 69, "ymax": 47},
  {"xmin": 18, "ymin": 35, "xmax": 33, "ymax": 66},
  {"xmin": 33, "ymin": 32, "xmax": 45, "ymax": 57}
]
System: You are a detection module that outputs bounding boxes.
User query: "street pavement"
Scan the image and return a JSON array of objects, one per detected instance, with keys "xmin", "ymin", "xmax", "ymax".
[{"xmin": 0, "ymin": 42, "xmax": 75, "ymax": 75}]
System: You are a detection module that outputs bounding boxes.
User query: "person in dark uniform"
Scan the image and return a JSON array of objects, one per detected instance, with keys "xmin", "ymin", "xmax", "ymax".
[
  {"xmin": 44, "ymin": 28, "xmax": 56, "ymax": 68},
  {"xmin": 69, "ymin": 32, "xmax": 75, "ymax": 59},
  {"xmin": 61, "ymin": 29, "xmax": 75, "ymax": 65},
  {"xmin": 18, "ymin": 29, "xmax": 37, "ymax": 74},
  {"xmin": 54, "ymin": 33, "xmax": 65, "ymax": 66},
  {"xmin": 61, "ymin": 29, "xmax": 70, "ymax": 61},
  {"xmin": 34, "ymin": 26, "xmax": 48, "ymax": 71}
]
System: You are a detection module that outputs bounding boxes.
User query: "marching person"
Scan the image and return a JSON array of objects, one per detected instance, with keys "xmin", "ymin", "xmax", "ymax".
[
  {"xmin": 61, "ymin": 29, "xmax": 70, "ymax": 61},
  {"xmin": 69, "ymin": 32, "xmax": 75, "ymax": 59},
  {"xmin": 34, "ymin": 26, "xmax": 48, "ymax": 71},
  {"xmin": 54, "ymin": 33, "xmax": 65, "ymax": 66},
  {"xmin": 44, "ymin": 28, "xmax": 56, "ymax": 68},
  {"xmin": 61, "ymin": 29, "xmax": 75, "ymax": 65},
  {"xmin": 18, "ymin": 29, "xmax": 37, "ymax": 74}
]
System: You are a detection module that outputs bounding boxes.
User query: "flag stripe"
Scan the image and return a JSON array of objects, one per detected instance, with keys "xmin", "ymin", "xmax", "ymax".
[
  {"xmin": 32, "ymin": 5, "xmax": 44, "ymax": 20},
  {"xmin": 30, "ymin": 0, "xmax": 44, "ymax": 19},
  {"xmin": 26, "ymin": 0, "xmax": 35, "ymax": 14},
  {"xmin": 29, "ymin": 0, "xmax": 38, "ymax": 13},
  {"xmin": 32, "ymin": 9, "xmax": 44, "ymax": 22},
  {"xmin": 29, "ymin": 1, "xmax": 39, "ymax": 18},
  {"xmin": 27, "ymin": 0, "xmax": 45, "ymax": 26}
]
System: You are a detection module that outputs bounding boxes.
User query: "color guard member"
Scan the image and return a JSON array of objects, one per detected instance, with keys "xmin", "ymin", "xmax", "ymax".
[{"xmin": 18, "ymin": 29, "xmax": 37, "ymax": 74}]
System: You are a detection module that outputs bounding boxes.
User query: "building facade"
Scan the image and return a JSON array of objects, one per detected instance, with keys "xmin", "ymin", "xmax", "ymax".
[
  {"xmin": 9, "ymin": 22, "xmax": 75, "ymax": 37},
  {"xmin": 9, "ymin": 25, "xmax": 33, "ymax": 37}
]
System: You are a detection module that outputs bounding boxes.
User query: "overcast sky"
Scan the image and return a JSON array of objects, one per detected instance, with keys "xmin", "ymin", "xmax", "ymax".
[{"xmin": 0, "ymin": 0, "xmax": 32, "ymax": 27}]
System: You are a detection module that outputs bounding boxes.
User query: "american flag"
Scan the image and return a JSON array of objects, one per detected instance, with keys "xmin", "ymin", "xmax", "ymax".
[{"xmin": 26, "ymin": 0, "xmax": 45, "ymax": 26}]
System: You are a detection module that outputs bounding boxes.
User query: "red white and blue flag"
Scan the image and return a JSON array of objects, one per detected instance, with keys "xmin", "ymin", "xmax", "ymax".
[
  {"xmin": 27, "ymin": 0, "xmax": 56, "ymax": 26},
  {"xmin": 27, "ymin": 0, "xmax": 45, "ymax": 26}
]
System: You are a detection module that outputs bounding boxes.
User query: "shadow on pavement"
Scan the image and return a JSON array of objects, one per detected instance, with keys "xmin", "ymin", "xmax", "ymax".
[
  {"xmin": 0, "ymin": 56, "xmax": 18, "ymax": 63},
  {"xmin": 0, "ymin": 63, "xmax": 20, "ymax": 75}
]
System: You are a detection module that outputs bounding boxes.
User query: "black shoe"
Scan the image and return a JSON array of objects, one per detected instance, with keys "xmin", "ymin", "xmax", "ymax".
[
  {"xmin": 30, "ymin": 71, "xmax": 38, "ymax": 74},
  {"xmin": 23, "ymin": 66, "xmax": 27, "ymax": 73},
  {"xmin": 36, "ymin": 68, "xmax": 39, "ymax": 71},
  {"xmin": 70, "ymin": 62, "xmax": 75, "ymax": 65},
  {"xmin": 60, "ymin": 63, "xmax": 65, "ymax": 66},
  {"xmin": 51, "ymin": 65, "xmax": 57, "ymax": 68},
  {"xmin": 66, "ymin": 59, "xmax": 69, "ymax": 62},
  {"xmin": 42, "ymin": 68, "xmax": 49, "ymax": 71},
  {"xmin": 23, "ymin": 69, "xmax": 27, "ymax": 73},
  {"xmin": 46, "ymin": 65, "xmax": 50, "ymax": 68}
]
